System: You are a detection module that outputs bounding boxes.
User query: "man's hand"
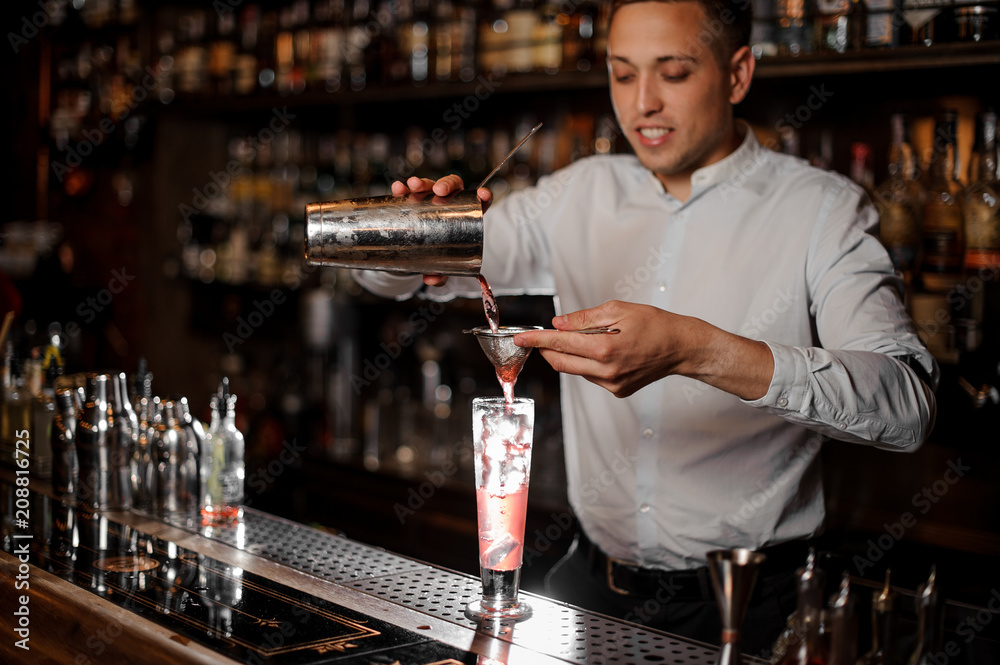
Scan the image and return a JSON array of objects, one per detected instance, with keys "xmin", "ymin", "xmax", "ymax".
[
  {"xmin": 513, "ymin": 300, "xmax": 775, "ymax": 400},
  {"xmin": 390, "ymin": 175, "xmax": 493, "ymax": 287}
]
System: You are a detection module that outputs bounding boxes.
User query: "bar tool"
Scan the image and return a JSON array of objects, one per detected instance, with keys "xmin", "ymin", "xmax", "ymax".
[
  {"xmin": 464, "ymin": 325, "xmax": 620, "ymax": 382},
  {"xmin": 304, "ymin": 124, "xmax": 543, "ymax": 276},
  {"xmin": 706, "ymin": 548, "xmax": 766, "ymax": 665}
]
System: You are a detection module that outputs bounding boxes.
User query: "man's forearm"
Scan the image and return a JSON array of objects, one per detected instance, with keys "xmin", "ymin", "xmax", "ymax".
[{"xmin": 681, "ymin": 321, "xmax": 775, "ymax": 401}]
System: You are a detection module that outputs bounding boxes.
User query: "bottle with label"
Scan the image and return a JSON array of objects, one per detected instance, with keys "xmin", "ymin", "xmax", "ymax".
[
  {"xmin": 874, "ymin": 113, "xmax": 924, "ymax": 287},
  {"xmin": 922, "ymin": 110, "xmax": 965, "ymax": 293},
  {"xmin": 907, "ymin": 567, "xmax": 943, "ymax": 665},
  {"xmin": 150, "ymin": 396, "xmax": 180, "ymax": 514},
  {"xmin": 201, "ymin": 378, "xmax": 245, "ymax": 524},
  {"xmin": 815, "ymin": 0, "xmax": 852, "ymax": 51},
  {"xmin": 858, "ymin": 570, "xmax": 903, "ymax": 665},
  {"xmin": 963, "ymin": 111, "xmax": 1000, "ymax": 272}
]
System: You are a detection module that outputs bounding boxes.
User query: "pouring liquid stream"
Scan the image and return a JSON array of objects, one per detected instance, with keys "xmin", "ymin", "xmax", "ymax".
[{"xmin": 476, "ymin": 274, "xmax": 518, "ymax": 404}]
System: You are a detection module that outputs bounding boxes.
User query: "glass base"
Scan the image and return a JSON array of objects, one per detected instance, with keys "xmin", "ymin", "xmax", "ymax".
[
  {"xmin": 463, "ymin": 598, "xmax": 533, "ymax": 622},
  {"xmin": 465, "ymin": 567, "xmax": 533, "ymax": 622}
]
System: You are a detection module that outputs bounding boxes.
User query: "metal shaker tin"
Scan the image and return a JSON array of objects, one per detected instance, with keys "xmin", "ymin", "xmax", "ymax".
[{"xmin": 304, "ymin": 189, "xmax": 484, "ymax": 276}]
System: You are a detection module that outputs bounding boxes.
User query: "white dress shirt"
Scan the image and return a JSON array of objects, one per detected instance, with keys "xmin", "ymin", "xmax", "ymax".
[{"xmin": 355, "ymin": 127, "xmax": 939, "ymax": 571}]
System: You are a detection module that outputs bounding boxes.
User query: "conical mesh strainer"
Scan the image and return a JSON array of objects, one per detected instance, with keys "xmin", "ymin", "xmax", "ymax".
[{"xmin": 465, "ymin": 326, "xmax": 543, "ymax": 381}]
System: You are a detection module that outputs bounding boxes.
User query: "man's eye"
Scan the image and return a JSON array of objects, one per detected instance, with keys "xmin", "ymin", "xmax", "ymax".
[
  {"xmin": 613, "ymin": 73, "xmax": 634, "ymax": 83},
  {"xmin": 663, "ymin": 73, "xmax": 689, "ymax": 82}
]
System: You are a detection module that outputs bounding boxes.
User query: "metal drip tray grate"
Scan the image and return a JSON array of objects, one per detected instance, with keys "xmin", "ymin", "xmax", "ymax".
[
  {"xmin": 166, "ymin": 510, "xmax": 726, "ymax": 664},
  {"xmin": 347, "ymin": 569, "xmax": 721, "ymax": 664},
  {"xmin": 166, "ymin": 509, "xmax": 424, "ymax": 581}
]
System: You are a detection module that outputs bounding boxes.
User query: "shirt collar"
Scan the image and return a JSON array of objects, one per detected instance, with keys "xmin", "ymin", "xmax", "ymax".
[
  {"xmin": 689, "ymin": 122, "xmax": 760, "ymax": 195},
  {"xmin": 643, "ymin": 122, "xmax": 763, "ymax": 208}
]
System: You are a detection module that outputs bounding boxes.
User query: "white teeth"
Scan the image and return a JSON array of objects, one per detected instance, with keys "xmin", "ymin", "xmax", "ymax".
[{"xmin": 639, "ymin": 128, "xmax": 670, "ymax": 139}]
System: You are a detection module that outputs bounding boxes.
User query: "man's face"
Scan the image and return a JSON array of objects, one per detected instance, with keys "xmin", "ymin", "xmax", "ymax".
[{"xmin": 608, "ymin": 1, "xmax": 740, "ymax": 185}]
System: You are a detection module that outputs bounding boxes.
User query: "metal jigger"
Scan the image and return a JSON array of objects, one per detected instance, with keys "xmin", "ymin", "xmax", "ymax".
[{"xmin": 707, "ymin": 548, "xmax": 766, "ymax": 665}]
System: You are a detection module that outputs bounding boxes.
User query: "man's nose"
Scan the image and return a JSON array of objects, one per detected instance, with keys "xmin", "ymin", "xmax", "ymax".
[{"xmin": 637, "ymin": 74, "xmax": 664, "ymax": 116}]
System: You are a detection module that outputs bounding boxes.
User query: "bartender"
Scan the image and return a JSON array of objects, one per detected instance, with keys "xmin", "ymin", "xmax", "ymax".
[{"xmin": 356, "ymin": 0, "xmax": 937, "ymax": 652}]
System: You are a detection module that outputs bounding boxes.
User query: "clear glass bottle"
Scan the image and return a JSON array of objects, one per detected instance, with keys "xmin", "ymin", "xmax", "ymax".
[
  {"xmin": 825, "ymin": 573, "xmax": 858, "ymax": 665},
  {"xmin": 963, "ymin": 111, "xmax": 1000, "ymax": 272},
  {"xmin": 858, "ymin": 570, "xmax": 903, "ymax": 665},
  {"xmin": 908, "ymin": 567, "xmax": 943, "ymax": 665},
  {"xmin": 770, "ymin": 550, "xmax": 825, "ymax": 665},
  {"xmin": 151, "ymin": 396, "xmax": 180, "ymax": 515},
  {"xmin": 107, "ymin": 371, "xmax": 135, "ymax": 511},
  {"xmin": 166, "ymin": 400, "xmax": 200, "ymax": 515},
  {"xmin": 875, "ymin": 113, "xmax": 925, "ymax": 287},
  {"xmin": 922, "ymin": 110, "xmax": 965, "ymax": 293},
  {"xmin": 51, "ymin": 387, "xmax": 79, "ymax": 499},
  {"xmin": 76, "ymin": 373, "xmax": 113, "ymax": 510},
  {"xmin": 201, "ymin": 378, "xmax": 245, "ymax": 524}
]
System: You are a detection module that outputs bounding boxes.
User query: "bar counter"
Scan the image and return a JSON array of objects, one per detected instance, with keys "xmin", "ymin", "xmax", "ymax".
[{"xmin": 0, "ymin": 468, "xmax": 742, "ymax": 665}]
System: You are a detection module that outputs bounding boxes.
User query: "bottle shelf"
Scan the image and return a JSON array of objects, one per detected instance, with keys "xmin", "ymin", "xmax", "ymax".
[
  {"xmin": 155, "ymin": 41, "xmax": 1000, "ymax": 115},
  {"xmin": 754, "ymin": 41, "xmax": 1000, "ymax": 78}
]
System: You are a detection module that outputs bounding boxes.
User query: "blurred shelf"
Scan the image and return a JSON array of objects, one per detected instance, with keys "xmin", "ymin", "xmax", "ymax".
[
  {"xmin": 153, "ymin": 41, "xmax": 1000, "ymax": 116},
  {"xmin": 754, "ymin": 41, "xmax": 1000, "ymax": 78}
]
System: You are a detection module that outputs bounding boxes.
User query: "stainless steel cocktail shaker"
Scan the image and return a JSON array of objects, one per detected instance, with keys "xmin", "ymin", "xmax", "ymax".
[{"xmin": 303, "ymin": 189, "xmax": 484, "ymax": 275}]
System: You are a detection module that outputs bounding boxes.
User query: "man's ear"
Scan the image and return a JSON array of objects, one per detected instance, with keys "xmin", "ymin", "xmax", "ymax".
[{"xmin": 728, "ymin": 45, "xmax": 755, "ymax": 104}]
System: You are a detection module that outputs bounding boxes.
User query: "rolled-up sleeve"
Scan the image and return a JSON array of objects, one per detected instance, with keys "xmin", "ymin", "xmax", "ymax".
[{"xmin": 743, "ymin": 181, "xmax": 938, "ymax": 450}]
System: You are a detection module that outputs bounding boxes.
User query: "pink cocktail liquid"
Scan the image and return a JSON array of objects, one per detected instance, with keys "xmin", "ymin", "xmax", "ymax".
[
  {"xmin": 476, "ymin": 486, "xmax": 529, "ymax": 571},
  {"xmin": 477, "ymin": 274, "xmax": 500, "ymax": 334}
]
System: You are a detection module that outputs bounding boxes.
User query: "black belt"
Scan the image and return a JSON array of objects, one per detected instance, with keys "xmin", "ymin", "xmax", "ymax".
[{"xmin": 576, "ymin": 530, "xmax": 812, "ymax": 600}]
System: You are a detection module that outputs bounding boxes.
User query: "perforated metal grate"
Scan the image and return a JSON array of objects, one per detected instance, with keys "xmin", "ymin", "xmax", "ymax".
[
  {"xmin": 345, "ymin": 569, "xmax": 721, "ymax": 664},
  {"xmin": 166, "ymin": 509, "xmax": 424, "ymax": 581},
  {"xmin": 168, "ymin": 510, "xmax": 728, "ymax": 664}
]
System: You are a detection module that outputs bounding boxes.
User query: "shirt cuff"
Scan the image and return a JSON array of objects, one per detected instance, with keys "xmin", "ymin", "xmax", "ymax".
[{"xmin": 741, "ymin": 341, "xmax": 808, "ymax": 412}]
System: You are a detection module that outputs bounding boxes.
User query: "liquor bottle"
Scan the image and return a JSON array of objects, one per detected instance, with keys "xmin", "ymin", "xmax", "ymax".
[
  {"xmin": 850, "ymin": 142, "xmax": 875, "ymax": 193},
  {"xmin": 134, "ymin": 396, "xmax": 154, "ymax": 512},
  {"xmin": 874, "ymin": 114, "xmax": 924, "ymax": 286},
  {"xmin": 201, "ymin": 378, "xmax": 245, "ymax": 524},
  {"xmin": 825, "ymin": 573, "xmax": 857, "ymax": 665},
  {"xmin": 858, "ymin": 570, "xmax": 902, "ymax": 665},
  {"xmin": 150, "ymin": 397, "xmax": 180, "ymax": 514},
  {"xmin": 770, "ymin": 549, "xmax": 825, "ymax": 664},
  {"xmin": 775, "ymin": 0, "xmax": 813, "ymax": 55},
  {"xmin": 234, "ymin": 5, "xmax": 261, "ymax": 95},
  {"xmin": 166, "ymin": 400, "xmax": 200, "ymax": 515},
  {"xmin": 908, "ymin": 567, "xmax": 943, "ymax": 665},
  {"xmin": 51, "ymin": 387, "xmax": 79, "ymax": 499},
  {"xmin": 815, "ymin": 0, "xmax": 852, "ymax": 52},
  {"xmin": 108, "ymin": 371, "xmax": 135, "ymax": 511},
  {"xmin": 209, "ymin": 9, "xmax": 238, "ymax": 95},
  {"xmin": 866, "ymin": 0, "xmax": 902, "ymax": 46},
  {"xmin": 963, "ymin": 111, "xmax": 1000, "ymax": 272},
  {"xmin": 922, "ymin": 110, "xmax": 965, "ymax": 293},
  {"xmin": 1, "ymin": 342, "xmax": 31, "ymax": 461},
  {"xmin": 312, "ymin": 0, "xmax": 346, "ymax": 92},
  {"xmin": 76, "ymin": 373, "xmax": 113, "ymax": 510}
]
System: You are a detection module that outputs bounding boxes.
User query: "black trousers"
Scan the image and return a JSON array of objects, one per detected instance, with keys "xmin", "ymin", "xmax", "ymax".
[{"xmin": 543, "ymin": 534, "xmax": 799, "ymax": 659}]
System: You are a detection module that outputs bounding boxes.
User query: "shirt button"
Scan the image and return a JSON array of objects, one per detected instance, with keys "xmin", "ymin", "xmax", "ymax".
[
  {"xmin": 657, "ymin": 282, "xmax": 666, "ymax": 292},
  {"xmin": 777, "ymin": 397, "xmax": 788, "ymax": 407},
  {"xmin": 641, "ymin": 428, "xmax": 654, "ymax": 439},
  {"xmin": 639, "ymin": 504, "xmax": 651, "ymax": 513},
  {"xmin": 838, "ymin": 422, "xmax": 847, "ymax": 430}
]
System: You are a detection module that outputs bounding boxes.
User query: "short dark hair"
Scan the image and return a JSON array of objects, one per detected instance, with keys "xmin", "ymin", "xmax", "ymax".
[{"xmin": 608, "ymin": 0, "xmax": 753, "ymax": 64}]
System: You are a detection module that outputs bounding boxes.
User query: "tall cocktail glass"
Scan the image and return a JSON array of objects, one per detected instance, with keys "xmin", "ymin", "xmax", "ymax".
[{"xmin": 465, "ymin": 397, "xmax": 534, "ymax": 622}]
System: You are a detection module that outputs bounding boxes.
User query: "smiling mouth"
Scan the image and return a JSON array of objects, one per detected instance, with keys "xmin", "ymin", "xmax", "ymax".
[{"xmin": 639, "ymin": 127, "xmax": 671, "ymax": 139}]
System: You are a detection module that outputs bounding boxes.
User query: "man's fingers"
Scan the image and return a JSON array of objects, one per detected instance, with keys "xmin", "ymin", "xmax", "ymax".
[
  {"xmin": 432, "ymin": 174, "xmax": 465, "ymax": 196},
  {"xmin": 391, "ymin": 181, "xmax": 409, "ymax": 196},
  {"xmin": 406, "ymin": 176, "xmax": 437, "ymax": 192},
  {"xmin": 423, "ymin": 274, "xmax": 450, "ymax": 287}
]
